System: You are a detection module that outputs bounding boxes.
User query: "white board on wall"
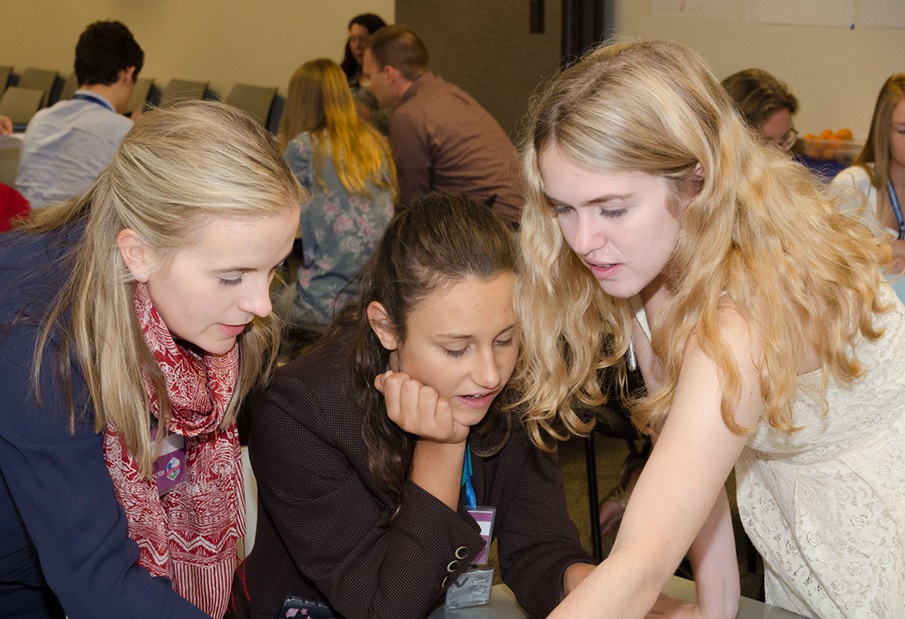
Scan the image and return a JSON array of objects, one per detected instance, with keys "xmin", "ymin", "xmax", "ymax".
[
  {"xmin": 653, "ymin": 0, "xmax": 736, "ymax": 20},
  {"xmin": 861, "ymin": 0, "xmax": 905, "ymax": 29},
  {"xmin": 747, "ymin": 0, "xmax": 854, "ymax": 27}
]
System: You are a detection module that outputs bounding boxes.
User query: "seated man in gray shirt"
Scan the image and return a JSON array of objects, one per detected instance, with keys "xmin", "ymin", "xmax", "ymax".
[
  {"xmin": 16, "ymin": 21, "xmax": 143, "ymax": 207},
  {"xmin": 362, "ymin": 25, "xmax": 522, "ymax": 227}
]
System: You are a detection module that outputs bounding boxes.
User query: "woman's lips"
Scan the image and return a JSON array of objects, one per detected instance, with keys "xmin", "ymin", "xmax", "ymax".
[
  {"xmin": 455, "ymin": 391, "xmax": 497, "ymax": 410},
  {"xmin": 584, "ymin": 259, "xmax": 622, "ymax": 279},
  {"xmin": 218, "ymin": 323, "xmax": 247, "ymax": 337}
]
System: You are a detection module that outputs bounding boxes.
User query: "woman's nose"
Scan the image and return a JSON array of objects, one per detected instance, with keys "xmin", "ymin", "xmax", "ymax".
[
  {"xmin": 239, "ymin": 281, "xmax": 273, "ymax": 318},
  {"xmin": 471, "ymin": 348, "xmax": 502, "ymax": 389},
  {"xmin": 566, "ymin": 213, "xmax": 603, "ymax": 256}
]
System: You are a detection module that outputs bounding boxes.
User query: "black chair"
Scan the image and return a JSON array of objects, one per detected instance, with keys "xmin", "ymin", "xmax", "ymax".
[
  {"xmin": 18, "ymin": 67, "xmax": 59, "ymax": 108},
  {"xmin": 225, "ymin": 83, "xmax": 277, "ymax": 128},
  {"xmin": 58, "ymin": 72, "xmax": 79, "ymax": 102},
  {"xmin": 124, "ymin": 77, "xmax": 154, "ymax": 116},
  {"xmin": 158, "ymin": 78, "xmax": 208, "ymax": 108},
  {"xmin": 0, "ymin": 65, "xmax": 12, "ymax": 95},
  {"xmin": 584, "ymin": 365, "xmax": 648, "ymax": 561},
  {"xmin": 0, "ymin": 87, "xmax": 44, "ymax": 129}
]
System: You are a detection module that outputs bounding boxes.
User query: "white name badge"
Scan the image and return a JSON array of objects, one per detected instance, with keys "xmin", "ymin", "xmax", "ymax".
[{"xmin": 467, "ymin": 506, "xmax": 495, "ymax": 565}]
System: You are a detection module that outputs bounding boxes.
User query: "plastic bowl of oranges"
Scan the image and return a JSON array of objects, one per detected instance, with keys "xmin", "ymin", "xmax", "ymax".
[{"xmin": 802, "ymin": 128, "xmax": 863, "ymax": 163}]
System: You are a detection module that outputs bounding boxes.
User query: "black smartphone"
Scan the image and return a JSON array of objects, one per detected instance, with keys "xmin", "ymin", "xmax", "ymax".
[{"xmin": 274, "ymin": 595, "xmax": 336, "ymax": 619}]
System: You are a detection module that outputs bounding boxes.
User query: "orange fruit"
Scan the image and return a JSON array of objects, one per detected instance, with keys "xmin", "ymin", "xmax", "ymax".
[
  {"xmin": 834, "ymin": 128, "xmax": 853, "ymax": 140},
  {"xmin": 819, "ymin": 129, "xmax": 834, "ymax": 139}
]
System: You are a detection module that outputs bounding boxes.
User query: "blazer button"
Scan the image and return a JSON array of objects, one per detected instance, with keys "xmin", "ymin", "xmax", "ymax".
[
  {"xmin": 442, "ymin": 575, "xmax": 451, "ymax": 588},
  {"xmin": 447, "ymin": 560, "xmax": 459, "ymax": 572},
  {"xmin": 455, "ymin": 546, "xmax": 469, "ymax": 560}
]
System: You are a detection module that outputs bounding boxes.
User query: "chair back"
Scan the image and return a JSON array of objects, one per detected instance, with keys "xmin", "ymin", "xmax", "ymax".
[
  {"xmin": 225, "ymin": 83, "xmax": 277, "ymax": 128},
  {"xmin": 0, "ymin": 135, "xmax": 21, "ymax": 186},
  {"xmin": 0, "ymin": 66, "xmax": 12, "ymax": 95},
  {"xmin": 124, "ymin": 77, "xmax": 154, "ymax": 115},
  {"xmin": 158, "ymin": 79, "xmax": 208, "ymax": 108},
  {"xmin": 58, "ymin": 72, "xmax": 79, "ymax": 101},
  {"xmin": 18, "ymin": 67, "xmax": 59, "ymax": 107},
  {"xmin": 0, "ymin": 87, "xmax": 44, "ymax": 127}
]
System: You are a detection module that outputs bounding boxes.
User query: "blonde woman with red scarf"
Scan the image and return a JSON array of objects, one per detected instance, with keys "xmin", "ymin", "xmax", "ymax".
[{"xmin": 0, "ymin": 101, "xmax": 303, "ymax": 619}]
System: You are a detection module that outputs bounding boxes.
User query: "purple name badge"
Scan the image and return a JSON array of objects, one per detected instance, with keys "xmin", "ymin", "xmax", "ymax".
[
  {"xmin": 467, "ymin": 507, "xmax": 496, "ymax": 565},
  {"xmin": 152, "ymin": 432, "xmax": 186, "ymax": 496}
]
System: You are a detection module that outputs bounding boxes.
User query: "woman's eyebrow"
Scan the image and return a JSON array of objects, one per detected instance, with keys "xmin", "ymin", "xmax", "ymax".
[
  {"xmin": 582, "ymin": 192, "xmax": 634, "ymax": 206},
  {"xmin": 543, "ymin": 192, "xmax": 634, "ymax": 207},
  {"xmin": 436, "ymin": 324, "xmax": 517, "ymax": 339},
  {"xmin": 211, "ymin": 266, "xmax": 256, "ymax": 274},
  {"xmin": 210, "ymin": 250, "xmax": 294, "ymax": 274}
]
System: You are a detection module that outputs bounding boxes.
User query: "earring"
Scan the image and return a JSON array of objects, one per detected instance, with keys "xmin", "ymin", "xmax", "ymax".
[{"xmin": 137, "ymin": 273, "xmax": 147, "ymax": 282}]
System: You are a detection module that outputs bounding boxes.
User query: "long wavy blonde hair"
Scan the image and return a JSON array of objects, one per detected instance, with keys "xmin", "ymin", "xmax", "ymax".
[
  {"xmin": 25, "ymin": 101, "xmax": 305, "ymax": 476},
  {"xmin": 278, "ymin": 58, "xmax": 396, "ymax": 199},
  {"xmin": 515, "ymin": 40, "xmax": 890, "ymax": 447}
]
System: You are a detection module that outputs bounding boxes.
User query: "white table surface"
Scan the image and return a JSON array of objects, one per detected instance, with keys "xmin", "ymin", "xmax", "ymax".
[{"xmin": 427, "ymin": 578, "xmax": 806, "ymax": 618}]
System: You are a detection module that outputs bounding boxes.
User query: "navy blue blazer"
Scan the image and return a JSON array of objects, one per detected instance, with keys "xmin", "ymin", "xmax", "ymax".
[{"xmin": 0, "ymin": 226, "xmax": 207, "ymax": 619}]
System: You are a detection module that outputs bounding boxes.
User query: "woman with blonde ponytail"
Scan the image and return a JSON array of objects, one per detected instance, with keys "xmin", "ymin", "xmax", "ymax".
[
  {"xmin": 277, "ymin": 58, "xmax": 396, "ymax": 326},
  {"xmin": 0, "ymin": 101, "xmax": 303, "ymax": 618},
  {"xmin": 516, "ymin": 40, "xmax": 905, "ymax": 618}
]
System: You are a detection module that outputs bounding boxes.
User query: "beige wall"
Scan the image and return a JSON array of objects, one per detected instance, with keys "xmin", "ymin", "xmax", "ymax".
[
  {"xmin": 0, "ymin": 0, "xmax": 394, "ymax": 103},
  {"xmin": 397, "ymin": 0, "xmax": 562, "ymax": 141},
  {"xmin": 4, "ymin": 2, "xmax": 900, "ymax": 141},
  {"xmin": 616, "ymin": 3, "xmax": 905, "ymax": 141}
]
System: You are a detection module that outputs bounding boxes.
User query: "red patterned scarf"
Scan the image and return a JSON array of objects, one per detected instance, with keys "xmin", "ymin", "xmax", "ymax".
[{"xmin": 103, "ymin": 282, "xmax": 245, "ymax": 618}]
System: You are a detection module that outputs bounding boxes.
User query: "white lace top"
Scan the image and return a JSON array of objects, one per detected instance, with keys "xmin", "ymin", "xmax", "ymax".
[{"xmin": 736, "ymin": 285, "xmax": 905, "ymax": 618}]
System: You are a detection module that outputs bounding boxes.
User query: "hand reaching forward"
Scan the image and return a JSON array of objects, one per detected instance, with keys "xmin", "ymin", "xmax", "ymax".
[{"xmin": 375, "ymin": 370, "xmax": 470, "ymax": 445}]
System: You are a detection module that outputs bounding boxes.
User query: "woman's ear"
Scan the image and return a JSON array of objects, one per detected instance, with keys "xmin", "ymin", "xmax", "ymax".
[
  {"xmin": 677, "ymin": 163, "xmax": 705, "ymax": 213},
  {"xmin": 366, "ymin": 301, "xmax": 399, "ymax": 351},
  {"xmin": 691, "ymin": 163, "xmax": 705, "ymax": 185},
  {"xmin": 116, "ymin": 229, "xmax": 152, "ymax": 282}
]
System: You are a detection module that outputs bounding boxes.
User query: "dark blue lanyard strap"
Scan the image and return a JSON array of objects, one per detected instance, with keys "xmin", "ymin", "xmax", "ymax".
[
  {"xmin": 72, "ymin": 93, "xmax": 114, "ymax": 112},
  {"xmin": 887, "ymin": 180, "xmax": 905, "ymax": 241},
  {"xmin": 461, "ymin": 444, "xmax": 476, "ymax": 509}
]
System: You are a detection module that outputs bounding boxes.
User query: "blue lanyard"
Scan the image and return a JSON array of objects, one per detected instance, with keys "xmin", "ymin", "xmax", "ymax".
[
  {"xmin": 887, "ymin": 180, "xmax": 905, "ymax": 241},
  {"xmin": 72, "ymin": 92, "xmax": 114, "ymax": 112},
  {"xmin": 461, "ymin": 444, "xmax": 476, "ymax": 509}
]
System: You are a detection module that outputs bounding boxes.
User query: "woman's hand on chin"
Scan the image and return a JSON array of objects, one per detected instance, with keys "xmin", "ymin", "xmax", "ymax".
[{"xmin": 375, "ymin": 370, "xmax": 469, "ymax": 444}]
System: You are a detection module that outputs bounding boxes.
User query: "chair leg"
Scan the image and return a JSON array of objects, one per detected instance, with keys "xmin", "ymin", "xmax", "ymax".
[{"xmin": 585, "ymin": 434, "xmax": 603, "ymax": 561}]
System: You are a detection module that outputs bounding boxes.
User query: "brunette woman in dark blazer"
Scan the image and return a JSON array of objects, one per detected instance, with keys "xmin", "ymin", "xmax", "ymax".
[{"xmin": 230, "ymin": 194, "xmax": 595, "ymax": 619}]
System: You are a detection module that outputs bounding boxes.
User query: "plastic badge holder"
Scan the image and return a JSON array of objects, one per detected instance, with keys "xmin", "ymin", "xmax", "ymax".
[{"xmin": 444, "ymin": 568, "xmax": 494, "ymax": 609}]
